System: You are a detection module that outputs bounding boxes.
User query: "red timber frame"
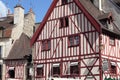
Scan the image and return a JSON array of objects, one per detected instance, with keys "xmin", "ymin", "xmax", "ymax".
[
  {"xmin": 101, "ymin": 30, "xmax": 120, "ymax": 79},
  {"xmin": 31, "ymin": 0, "xmax": 102, "ymax": 80},
  {"xmin": 5, "ymin": 59, "xmax": 26, "ymax": 80}
]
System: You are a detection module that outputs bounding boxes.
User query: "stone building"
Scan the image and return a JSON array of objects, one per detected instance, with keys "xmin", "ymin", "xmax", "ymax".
[{"xmin": 0, "ymin": 4, "xmax": 35, "ymax": 80}]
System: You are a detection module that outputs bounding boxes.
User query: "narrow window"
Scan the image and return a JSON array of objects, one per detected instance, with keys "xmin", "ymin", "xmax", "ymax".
[
  {"xmin": 60, "ymin": 17, "xmax": 69, "ymax": 28},
  {"xmin": 0, "ymin": 46, "xmax": 2, "ymax": 59},
  {"xmin": 37, "ymin": 65, "xmax": 43, "ymax": 77},
  {"xmin": 8, "ymin": 67, "xmax": 15, "ymax": 78},
  {"xmin": 42, "ymin": 40, "xmax": 51, "ymax": 51},
  {"xmin": 62, "ymin": 0, "xmax": 68, "ymax": 5},
  {"xmin": 110, "ymin": 62, "xmax": 116, "ymax": 74},
  {"xmin": 109, "ymin": 37, "xmax": 115, "ymax": 46},
  {"xmin": 70, "ymin": 62, "xmax": 79, "ymax": 75},
  {"xmin": 52, "ymin": 63, "xmax": 60, "ymax": 77},
  {"xmin": 68, "ymin": 35, "xmax": 80, "ymax": 47},
  {"xmin": 0, "ymin": 27, "xmax": 4, "ymax": 37}
]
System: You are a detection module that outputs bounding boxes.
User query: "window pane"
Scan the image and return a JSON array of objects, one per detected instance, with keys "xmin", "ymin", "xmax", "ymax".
[
  {"xmin": 62, "ymin": 0, "xmax": 68, "ymax": 5},
  {"xmin": 8, "ymin": 69, "xmax": 15, "ymax": 78},
  {"xmin": 109, "ymin": 37, "xmax": 115, "ymax": 45},
  {"xmin": 70, "ymin": 65, "xmax": 79, "ymax": 75},
  {"xmin": 53, "ymin": 67, "xmax": 60, "ymax": 76},
  {"xmin": 0, "ymin": 46, "xmax": 1, "ymax": 59},
  {"xmin": 69, "ymin": 37, "xmax": 74, "ymax": 46},
  {"xmin": 42, "ymin": 41, "xmax": 46, "ymax": 50},
  {"xmin": 47, "ymin": 40, "xmax": 51, "ymax": 50},
  {"xmin": 37, "ymin": 67, "xmax": 43, "ymax": 76},
  {"xmin": 74, "ymin": 36, "xmax": 80, "ymax": 45}
]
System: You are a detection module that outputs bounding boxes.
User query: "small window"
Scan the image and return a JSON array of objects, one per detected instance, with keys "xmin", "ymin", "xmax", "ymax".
[
  {"xmin": 109, "ymin": 37, "xmax": 115, "ymax": 46},
  {"xmin": 0, "ymin": 46, "xmax": 2, "ymax": 59},
  {"xmin": 60, "ymin": 17, "xmax": 69, "ymax": 28},
  {"xmin": 62, "ymin": 0, "xmax": 68, "ymax": 5},
  {"xmin": 68, "ymin": 35, "xmax": 80, "ymax": 47},
  {"xmin": 110, "ymin": 62, "xmax": 116, "ymax": 74},
  {"xmin": 0, "ymin": 27, "xmax": 4, "ymax": 37},
  {"xmin": 8, "ymin": 67, "xmax": 15, "ymax": 78},
  {"xmin": 42, "ymin": 40, "xmax": 51, "ymax": 51},
  {"xmin": 52, "ymin": 63, "xmax": 60, "ymax": 77},
  {"xmin": 70, "ymin": 62, "xmax": 79, "ymax": 75},
  {"xmin": 36, "ymin": 65, "xmax": 43, "ymax": 77}
]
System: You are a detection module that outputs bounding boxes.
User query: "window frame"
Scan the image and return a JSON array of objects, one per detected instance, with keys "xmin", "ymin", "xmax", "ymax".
[
  {"xmin": 41, "ymin": 39, "xmax": 51, "ymax": 51},
  {"xmin": 8, "ymin": 67, "xmax": 15, "ymax": 78},
  {"xmin": 68, "ymin": 35, "xmax": 80, "ymax": 47},
  {"xmin": 110, "ymin": 62, "xmax": 117, "ymax": 74},
  {"xmin": 36, "ymin": 65, "xmax": 44, "ymax": 77},
  {"xmin": 70, "ymin": 62, "xmax": 79, "ymax": 75},
  {"xmin": 52, "ymin": 63, "xmax": 60, "ymax": 77},
  {"xmin": 60, "ymin": 17, "xmax": 69, "ymax": 28},
  {"xmin": 109, "ymin": 37, "xmax": 115, "ymax": 46},
  {"xmin": 61, "ymin": 0, "xmax": 68, "ymax": 5}
]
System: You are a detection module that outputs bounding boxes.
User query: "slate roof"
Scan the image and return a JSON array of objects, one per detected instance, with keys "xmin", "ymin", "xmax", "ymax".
[
  {"xmin": 7, "ymin": 33, "xmax": 32, "ymax": 60},
  {"xmin": 79, "ymin": 0, "xmax": 120, "ymax": 37}
]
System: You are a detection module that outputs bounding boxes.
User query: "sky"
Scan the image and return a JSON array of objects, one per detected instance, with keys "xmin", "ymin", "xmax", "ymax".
[{"xmin": 0, "ymin": 0, "xmax": 52, "ymax": 23}]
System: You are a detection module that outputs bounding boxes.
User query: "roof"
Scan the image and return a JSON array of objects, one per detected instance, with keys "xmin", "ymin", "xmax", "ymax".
[
  {"xmin": 79, "ymin": 0, "xmax": 120, "ymax": 37},
  {"xmin": 7, "ymin": 33, "xmax": 32, "ymax": 60},
  {"xmin": 30, "ymin": 0, "xmax": 101, "ymax": 46},
  {"xmin": 0, "ymin": 16, "xmax": 14, "ymax": 38}
]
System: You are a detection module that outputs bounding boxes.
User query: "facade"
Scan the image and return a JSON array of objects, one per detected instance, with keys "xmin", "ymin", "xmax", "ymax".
[
  {"xmin": 0, "ymin": 5, "xmax": 35, "ymax": 80},
  {"xmin": 31, "ymin": 0, "xmax": 120, "ymax": 80}
]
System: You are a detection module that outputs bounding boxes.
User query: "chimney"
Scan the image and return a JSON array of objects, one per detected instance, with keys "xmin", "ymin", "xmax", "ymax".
[
  {"xmin": 12, "ymin": 4, "xmax": 24, "ymax": 40},
  {"xmin": 99, "ymin": 0, "xmax": 103, "ymax": 11},
  {"xmin": 14, "ymin": 4, "xmax": 24, "ymax": 24},
  {"xmin": 93, "ymin": 0, "xmax": 103, "ymax": 11}
]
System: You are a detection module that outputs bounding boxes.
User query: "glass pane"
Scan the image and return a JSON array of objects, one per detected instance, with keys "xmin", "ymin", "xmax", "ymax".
[
  {"xmin": 69, "ymin": 37, "xmax": 74, "ymax": 46},
  {"xmin": 74, "ymin": 36, "xmax": 80, "ymax": 45},
  {"xmin": 47, "ymin": 40, "xmax": 51, "ymax": 50}
]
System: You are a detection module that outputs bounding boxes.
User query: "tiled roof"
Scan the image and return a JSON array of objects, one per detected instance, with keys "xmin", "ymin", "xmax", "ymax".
[
  {"xmin": 7, "ymin": 33, "xmax": 32, "ymax": 59},
  {"xmin": 0, "ymin": 16, "xmax": 14, "ymax": 38}
]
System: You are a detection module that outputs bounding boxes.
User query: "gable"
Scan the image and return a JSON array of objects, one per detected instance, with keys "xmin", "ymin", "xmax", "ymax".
[{"xmin": 31, "ymin": 0, "xmax": 100, "ymax": 45}]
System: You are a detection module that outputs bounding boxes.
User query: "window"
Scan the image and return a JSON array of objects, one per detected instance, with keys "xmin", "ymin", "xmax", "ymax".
[
  {"xmin": 68, "ymin": 35, "xmax": 80, "ymax": 47},
  {"xmin": 8, "ymin": 67, "xmax": 15, "ymax": 78},
  {"xmin": 0, "ymin": 65, "xmax": 2, "ymax": 79},
  {"xmin": 110, "ymin": 62, "xmax": 116, "ymax": 74},
  {"xmin": 52, "ymin": 63, "xmax": 60, "ymax": 77},
  {"xmin": 0, "ymin": 46, "xmax": 2, "ymax": 59},
  {"xmin": 36, "ymin": 65, "xmax": 43, "ymax": 77},
  {"xmin": 0, "ymin": 27, "xmax": 4, "ymax": 37},
  {"xmin": 62, "ymin": 0, "xmax": 68, "ymax": 5},
  {"xmin": 60, "ymin": 17, "xmax": 69, "ymax": 28},
  {"xmin": 70, "ymin": 62, "xmax": 79, "ymax": 75},
  {"xmin": 109, "ymin": 37, "xmax": 115, "ymax": 46},
  {"xmin": 42, "ymin": 40, "xmax": 51, "ymax": 51}
]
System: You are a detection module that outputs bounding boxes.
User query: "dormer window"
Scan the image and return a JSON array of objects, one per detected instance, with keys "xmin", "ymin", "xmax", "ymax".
[
  {"xmin": 99, "ymin": 13, "xmax": 114, "ymax": 30},
  {"xmin": 60, "ymin": 17, "xmax": 69, "ymax": 28},
  {"xmin": 109, "ymin": 37, "xmax": 115, "ymax": 46},
  {"xmin": 62, "ymin": 0, "xmax": 68, "ymax": 5}
]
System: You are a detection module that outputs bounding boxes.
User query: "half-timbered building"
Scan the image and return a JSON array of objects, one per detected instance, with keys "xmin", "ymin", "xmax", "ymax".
[
  {"xmin": 31, "ymin": 0, "xmax": 120, "ymax": 80},
  {"xmin": 5, "ymin": 33, "xmax": 32, "ymax": 80}
]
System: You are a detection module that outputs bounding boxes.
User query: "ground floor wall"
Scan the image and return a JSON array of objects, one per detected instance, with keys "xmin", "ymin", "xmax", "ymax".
[{"xmin": 34, "ymin": 53, "xmax": 100, "ymax": 80}]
